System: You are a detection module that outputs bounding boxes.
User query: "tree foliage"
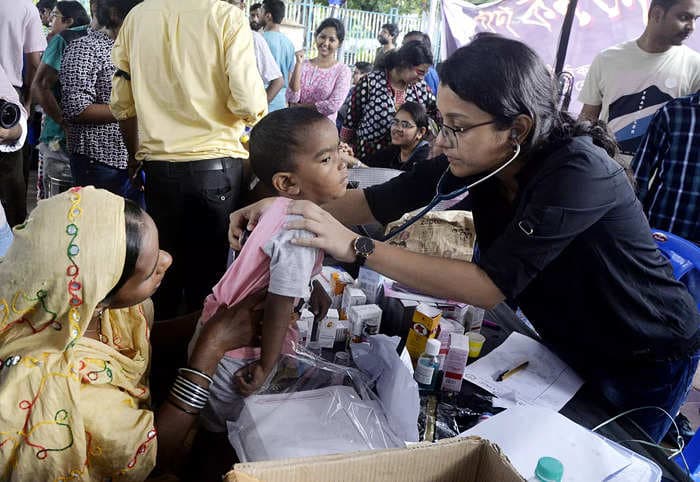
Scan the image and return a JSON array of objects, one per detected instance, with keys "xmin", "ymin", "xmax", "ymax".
[{"xmin": 318, "ymin": 0, "xmax": 427, "ymax": 15}]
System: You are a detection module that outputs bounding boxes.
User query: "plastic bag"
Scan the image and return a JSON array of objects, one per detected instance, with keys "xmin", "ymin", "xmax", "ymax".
[
  {"xmin": 226, "ymin": 343, "xmax": 406, "ymax": 462},
  {"xmin": 350, "ymin": 335, "xmax": 420, "ymax": 442}
]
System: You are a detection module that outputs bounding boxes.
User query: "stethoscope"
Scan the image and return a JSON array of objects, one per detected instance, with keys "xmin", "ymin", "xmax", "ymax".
[{"xmin": 380, "ymin": 142, "xmax": 521, "ymax": 242}]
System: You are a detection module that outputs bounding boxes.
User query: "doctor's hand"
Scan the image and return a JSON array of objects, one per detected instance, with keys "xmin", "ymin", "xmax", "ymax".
[
  {"xmin": 286, "ymin": 200, "xmax": 357, "ymax": 263},
  {"xmin": 228, "ymin": 197, "xmax": 277, "ymax": 250}
]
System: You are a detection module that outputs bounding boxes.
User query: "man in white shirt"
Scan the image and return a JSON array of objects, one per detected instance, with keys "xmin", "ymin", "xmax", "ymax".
[
  {"xmin": 578, "ymin": 0, "xmax": 700, "ymax": 164},
  {"xmin": 0, "ymin": 65, "xmax": 29, "ymax": 228},
  {"xmin": 227, "ymin": 0, "xmax": 284, "ymax": 103},
  {"xmin": 0, "ymin": 0, "xmax": 47, "ymax": 109}
]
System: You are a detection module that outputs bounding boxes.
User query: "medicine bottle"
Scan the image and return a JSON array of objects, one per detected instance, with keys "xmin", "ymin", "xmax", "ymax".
[
  {"xmin": 528, "ymin": 457, "xmax": 563, "ymax": 482},
  {"xmin": 414, "ymin": 338, "xmax": 441, "ymax": 390}
]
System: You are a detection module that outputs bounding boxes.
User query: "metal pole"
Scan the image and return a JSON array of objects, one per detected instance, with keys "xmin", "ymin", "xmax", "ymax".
[{"xmin": 554, "ymin": 0, "xmax": 578, "ymax": 75}]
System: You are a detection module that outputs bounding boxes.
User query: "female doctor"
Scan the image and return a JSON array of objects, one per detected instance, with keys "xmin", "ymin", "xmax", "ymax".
[{"xmin": 230, "ymin": 33, "xmax": 700, "ymax": 443}]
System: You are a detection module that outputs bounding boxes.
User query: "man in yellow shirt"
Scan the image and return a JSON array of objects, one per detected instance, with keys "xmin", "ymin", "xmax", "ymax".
[{"xmin": 110, "ymin": 0, "xmax": 267, "ymax": 319}]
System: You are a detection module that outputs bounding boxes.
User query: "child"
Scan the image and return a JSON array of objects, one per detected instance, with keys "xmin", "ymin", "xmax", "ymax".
[{"xmin": 189, "ymin": 107, "xmax": 348, "ymax": 432}]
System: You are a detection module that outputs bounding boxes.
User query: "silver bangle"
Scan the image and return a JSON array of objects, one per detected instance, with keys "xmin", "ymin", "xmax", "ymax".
[
  {"xmin": 172, "ymin": 378, "xmax": 209, "ymax": 404},
  {"xmin": 170, "ymin": 384, "xmax": 207, "ymax": 409},
  {"xmin": 179, "ymin": 367, "xmax": 213, "ymax": 385},
  {"xmin": 175, "ymin": 374, "xmax": 210, "ymax": 397},
  {"xmin": 169, "ymin": 388, "xmax": 206, "ymax": 410}
]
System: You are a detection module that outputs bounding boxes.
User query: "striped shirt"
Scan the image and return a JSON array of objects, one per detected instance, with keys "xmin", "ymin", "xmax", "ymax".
[{"xmin": 632, "ymin": 92, "xmax": 700, "ymax": 242}]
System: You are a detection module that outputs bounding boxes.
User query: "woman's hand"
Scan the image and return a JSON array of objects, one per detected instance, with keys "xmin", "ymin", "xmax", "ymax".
[
  {"xmin": 228, "ymin": 197, "xmax": 277, "ymax": 250},
  {"xmin": 188, "ymin": 291, "xmax": 266, "ymax": 376},
  {"xmin": 294, "ymin": 49, "xmax": 306, "ymax": 63},
  {"xmin": 286, "ymin": 200, "xmax": 357, "ymax": 262}
]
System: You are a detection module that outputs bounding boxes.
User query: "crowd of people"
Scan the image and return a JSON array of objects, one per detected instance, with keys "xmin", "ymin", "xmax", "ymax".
[{"xmin": 0, "ymin": 0, "xmax": 699, "ymax": 479}]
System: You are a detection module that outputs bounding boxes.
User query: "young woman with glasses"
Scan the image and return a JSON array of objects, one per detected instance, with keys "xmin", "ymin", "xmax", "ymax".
[{"xmin": 357, "ymin": 101, "xmax": 431, "ymax": 171}]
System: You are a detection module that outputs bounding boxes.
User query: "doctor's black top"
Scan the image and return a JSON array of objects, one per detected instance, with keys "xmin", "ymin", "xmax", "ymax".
[{"xmin": 364, "ymin": 136, "xmax": 700, "ymax": 372}]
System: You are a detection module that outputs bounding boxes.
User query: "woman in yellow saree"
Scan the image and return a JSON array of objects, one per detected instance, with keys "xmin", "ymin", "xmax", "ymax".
[{"xmin": 0, "ymin": 187, "xmax": 262, "ymax": 480}]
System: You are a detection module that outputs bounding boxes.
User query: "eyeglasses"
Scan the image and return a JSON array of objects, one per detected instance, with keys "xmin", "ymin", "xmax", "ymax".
[
  {"xmin": 389, "ymin": 119, "xmax": 416, "ymax": 129},
  {"xmin": 437, "ymin": 119, "xmax": 496, "ymax": 148},
  {"xmin": 50, "ymin": 11, "xmax": 63, "ymax": 19}
]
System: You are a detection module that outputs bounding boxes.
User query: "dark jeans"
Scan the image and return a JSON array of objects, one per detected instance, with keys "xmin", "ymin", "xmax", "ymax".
[
  {"xmin": 70, "ymin": 153, "xmax": 144, "ymax": 206},
  {"xmin": 595, "ymin": 353, "xmax": 700, "ymax": 443},
  {"xmin": 0, "ymin": 149, "xmax": 26, "ymax": 227},
  {"xmin": 144, "ymin": 157, "xmax": 243, "ymax": 319}
]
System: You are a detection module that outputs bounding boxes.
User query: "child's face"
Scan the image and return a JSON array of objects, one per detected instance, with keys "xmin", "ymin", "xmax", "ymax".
[{"xmin": 292, "ymin": 120, "xmax": 348, "ymax": 204}]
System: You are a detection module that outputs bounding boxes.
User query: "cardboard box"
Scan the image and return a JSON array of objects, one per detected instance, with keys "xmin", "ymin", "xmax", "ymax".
[
  {"xmin": 406, "ymin": 303, "xmax": 442, "ymax": 363},
  {"xmin": 225, "ymin": 437, "xmax": 524, "ymax": 482}
]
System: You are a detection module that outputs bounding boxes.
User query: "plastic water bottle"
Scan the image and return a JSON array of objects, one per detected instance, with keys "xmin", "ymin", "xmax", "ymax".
[
  {"xmin": 414, "ymin": 338, "xmax": 441, "ymax": 390},
  {"xmin": 528, "ymin": 457, "xmax": 564, "ymax": 482}
]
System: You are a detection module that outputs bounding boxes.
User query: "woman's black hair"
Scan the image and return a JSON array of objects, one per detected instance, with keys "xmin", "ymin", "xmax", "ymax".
[
  {"xmin": 249, "ymin": 107, "xmax": 330, "ymax": 189},
  {"xmin": 96, "ymin": 0, "xmax": 142, "ymax": 28},
  {"xmin": 380, "ymin": 40, "xmax": 434, "ymax": 72},
  {"xmin": 105, "ymin": 199, "xmax": 143, "ymax": 299},
  {"xmin": 397, "ymin": 101, "xmax": 429, "ymax": 133},
  {"xmin": 55, "ymin": 1, "xmax": 91, "ymax": 27},
  {"xmin": 403, "ymin": 30, "xmax": 432, "ymax": 52},
  {"xmin": 315, "ymin": 18, "xmax": 345, "ymax": 44},
  {"xmin": 438, "ymin": 33, "xmax": 617, "ymax": 159}
]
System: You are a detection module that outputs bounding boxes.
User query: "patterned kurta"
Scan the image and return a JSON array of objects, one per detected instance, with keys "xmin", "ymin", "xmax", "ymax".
[{"xmin": 340, "ymin": 69, "xmax": 437, "ymax": 161}]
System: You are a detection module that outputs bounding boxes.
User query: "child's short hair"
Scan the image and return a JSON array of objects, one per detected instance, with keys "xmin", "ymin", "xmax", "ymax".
[{"xmin": 250, "ymin": 108, "xmax": 330, "ymax": 189}]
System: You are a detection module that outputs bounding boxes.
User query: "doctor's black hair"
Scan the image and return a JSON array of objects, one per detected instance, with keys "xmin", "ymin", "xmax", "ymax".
[
  {"xmin": 438, "ymin": 33, "xmax": 617, "ymax": 159},
  {"xmin": 249, "ymin": 107, "xmax": 330, "ymax": 189}
]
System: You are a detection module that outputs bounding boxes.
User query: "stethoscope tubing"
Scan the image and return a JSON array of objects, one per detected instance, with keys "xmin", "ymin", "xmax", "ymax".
[{"xmin": 380, "ymin": 143, "xmax": 521, "ymax": 242}]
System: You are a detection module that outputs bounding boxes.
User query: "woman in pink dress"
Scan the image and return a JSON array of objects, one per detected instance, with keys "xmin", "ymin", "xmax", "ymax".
[{"xmin": 286, "ymin": 18, "xmax": 352, "ymax": 123}]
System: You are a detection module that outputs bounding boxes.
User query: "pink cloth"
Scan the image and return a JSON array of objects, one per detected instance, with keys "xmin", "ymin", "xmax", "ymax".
[
  {"xmin": 286, "ymin": 60, "xmax": 352, "ymax": 122},
  {"xmin": 197, "ymin": 197, "xmax": 323, "ymax": 359},
  {"xmin": 0, "ymin": 0, "xmax": 47, "ymax": 87}
]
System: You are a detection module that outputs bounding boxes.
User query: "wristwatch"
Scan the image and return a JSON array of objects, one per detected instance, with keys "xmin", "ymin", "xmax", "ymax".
[{"xmin": 353, "ymin": 236, "xmax": 375, "ymax": 266}]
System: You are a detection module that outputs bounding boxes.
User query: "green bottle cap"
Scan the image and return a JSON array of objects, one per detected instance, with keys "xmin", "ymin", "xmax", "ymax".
[{"xmin": 535, "ymin": 457, "xmax": 564, "ymax": 482}]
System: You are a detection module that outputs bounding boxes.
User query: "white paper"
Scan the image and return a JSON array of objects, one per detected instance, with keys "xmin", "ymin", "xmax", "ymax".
[
  {"xmin": 461, "ymin": 406, "xmax": 637, "ymax": 481},
  {"xmin": 463, "ymin": 332, "xmax": 584, "ymax": 411}
]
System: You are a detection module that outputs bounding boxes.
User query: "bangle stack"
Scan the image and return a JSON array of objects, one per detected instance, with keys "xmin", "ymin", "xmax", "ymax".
[{"xmin": 167, "ymin": 367, "xmax": 213, "ymax": 414}]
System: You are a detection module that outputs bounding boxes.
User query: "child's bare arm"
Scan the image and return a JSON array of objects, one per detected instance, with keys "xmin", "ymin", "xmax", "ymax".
[
  {"xmin": 235, "ymin": 293, "xmax": 295, "ymax": 395},
  {"xmin": 259, "ymin": 293, "xmax": 296, "ymax": 372}
]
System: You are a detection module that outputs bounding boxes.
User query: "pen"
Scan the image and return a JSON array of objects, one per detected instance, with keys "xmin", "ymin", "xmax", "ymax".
[{"xmin": 496, "ymin": 361, "xmax": 529, "ymax": 381}]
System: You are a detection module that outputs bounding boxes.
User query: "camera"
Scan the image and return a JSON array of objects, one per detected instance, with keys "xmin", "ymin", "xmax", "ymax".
[{"xmin": 0, "ymin": 99, "xmax": 21, "ymax": 129}]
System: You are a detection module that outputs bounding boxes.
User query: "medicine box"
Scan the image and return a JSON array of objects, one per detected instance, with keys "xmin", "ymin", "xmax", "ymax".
[
  {"xmin": 318, "ymin": 309, "xmax": 344, "ymax": 349},
  {"xmin": 406, "ymin": 303, "xmax": 442, "ymax": 363},
  {"xmin": 296, "ymin": 309, "xmax": 314, "ymax": 347},
  {"xmin": 348, "ymin": 304, "xmax": 382, "ymax": 341},
  {"xmin": 441, "ymin": 333, "xmax": 469, "ymax": 392},
  {"xmin": 437, "ymin": 318, "xmax": 465, "ymax": 370},
  {"xmin": 340, "ymin": 287, "xmax": 366, "ymax": 320}
]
